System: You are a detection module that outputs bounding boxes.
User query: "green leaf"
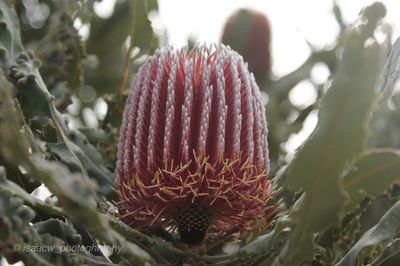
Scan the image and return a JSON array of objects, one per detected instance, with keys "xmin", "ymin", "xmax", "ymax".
[
  {"xmin": 0, "ymin": 168, "xmax": 65, "ymax": 217},
  {"xmin": 239, "ymin": 230, "xmax": 275, "ymax": 255},
  {"xmin": 0, "ymin": 3, "xmax": 116, "ymax": 201},
  {"xmin": 336, "ymin": 200, "xmax": 400, "ymax": 266},
  {"xmin": 85, "ymin": 0, "xmax": 156, "ymax": 94},
  {"xmin": 0, "ymin": 1, "xmax": 56, "ymax": 125},
  {"xmin": 343, "ymin": 149, "xmax": 400, "ymax": 210},
  {"xmin": 35, "ymin": 218, "xmax": 82, "ymax": 246},
  {"xmin": 0, "ymin": 180, "xmax": 35, "ymax": 238},
  {"xmin": 236, "ymin": 215, "xmax": 292, "ymax": 265},
  {"xmin": 369, "ymin": 36, "xmax": 400, "ymax": 150},
  {"xmin": 47, "ymin": 130, "xmax": 115, "ymax": 199},
  {"xmin": 130, "ymin": 0, "xmax": 155, "ymax": 53},
  {"xmin": 238, "ymin": 230, "xmax": 276, "ymax": 265},
  {"xmin": 0, "ymin": 172, "xmax": 114, "ymax": 265},
  {"xmin": 0, "ymin": 81, "xmax": 152, "ymax": 265},
  {"xmin": 0, "ymin": 1, "xmax": 24, "ymax": 56},
  {"xmin": 380, "ymin": 37, "xmax": 400, "ymax": 95},
  {"xmin": 279, "ymin": 3, "xmax": 386, "ymax": 265},
  {"xmin": 367, "ymin": 238, "xmax": 400, "ymax": 266}
]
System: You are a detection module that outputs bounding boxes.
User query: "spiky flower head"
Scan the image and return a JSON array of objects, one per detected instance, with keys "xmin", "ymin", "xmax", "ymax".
[
  {"xmin": 116, "ymin": 44, "xmax": 274, "ymax": 244},
  {"xmin": 221, "ymin": 9, "xmax": 271, "ymax": 85}
]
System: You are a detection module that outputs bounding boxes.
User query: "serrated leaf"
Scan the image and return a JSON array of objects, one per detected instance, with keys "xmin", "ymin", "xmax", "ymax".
[
  {"xmin": 0, "ymin": 81, "xmax": 152, "ymax": 265},
  {"xmin": 0, "ymin": 179, "xmax": 35, "ymax": 237},
  {"xmin": 35, "ymin": 218, "xmax": 83, "ymax": 247},
  {"xmin": 280, "ymin": 3, "xmax": 386, "ymax": 265},
  {"xmin": 0, "ymin": 1, "xmax": 72, "ymax": 136},
  {"xmin": 47, "ymin": 131, "xmax": 115, "ymax": 199},
  {"xmin": 0, "ymin": 173, "xmax": 113, "ymax": 265},
  {"xmin": 343, "ymin": 149, "xmax": 400, "ymax": 211},
  {"xmin": 336, "ymin": 201, "xmax": 400, "ymax": 266},
  {"xmin": 0, "ymin": 2, "xmax": 119, "ymax": 203}
]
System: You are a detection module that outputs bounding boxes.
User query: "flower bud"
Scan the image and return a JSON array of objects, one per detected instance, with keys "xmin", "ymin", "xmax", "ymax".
[{"xmin": 221, "ymin": 9, "xmax": 272, "ymax": 85}]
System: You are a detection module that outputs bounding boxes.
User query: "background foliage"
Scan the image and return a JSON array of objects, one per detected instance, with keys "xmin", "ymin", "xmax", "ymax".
[{"xmin": 0, "ymin": 0, "xmax": 399, "ymax": 265}]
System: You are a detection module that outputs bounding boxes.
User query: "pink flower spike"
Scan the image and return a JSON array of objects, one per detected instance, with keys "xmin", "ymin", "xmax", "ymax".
[{"xmin": 116, "ymin": 44, "xmax": 275, "ymax": 245}]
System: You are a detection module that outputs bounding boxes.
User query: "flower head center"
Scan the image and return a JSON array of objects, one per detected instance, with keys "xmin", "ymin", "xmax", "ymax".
[{"xmin": 175, "ymin": 205, "xmax": 212, "ymax": 245}]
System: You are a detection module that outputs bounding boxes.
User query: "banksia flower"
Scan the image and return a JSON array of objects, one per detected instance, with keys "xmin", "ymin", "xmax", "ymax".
[
  {"xmin": 116, "ymin": 45, "xmax": 274, "ymax": 244},
  {"xmin": 221, "ymin": 9, "xmax": 271, "ymax": 85}
]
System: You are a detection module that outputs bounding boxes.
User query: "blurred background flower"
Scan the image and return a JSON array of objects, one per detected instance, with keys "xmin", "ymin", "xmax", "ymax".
[{"xmin": 221, "ymin": 9, "xmax": 272, "ymax": 85}]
